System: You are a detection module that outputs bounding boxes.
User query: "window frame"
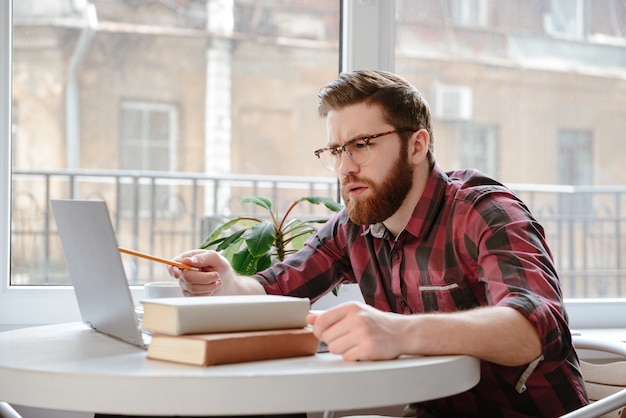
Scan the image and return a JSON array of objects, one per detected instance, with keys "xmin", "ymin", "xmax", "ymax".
[{"xmin": 1, "ymin": 0, "xmax": 624, "ymax": 331}]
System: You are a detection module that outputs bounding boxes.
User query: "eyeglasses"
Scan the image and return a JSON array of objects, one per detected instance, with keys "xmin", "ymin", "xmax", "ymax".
[{"xmin": 313, "ymin": 129, "xmax": 414, "ymax": 171}]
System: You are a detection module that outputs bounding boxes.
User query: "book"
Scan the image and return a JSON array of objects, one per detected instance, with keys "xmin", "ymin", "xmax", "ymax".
[
  {"xmin": 146, "ymin": 327, "xmax": 319, "ymax": 366},
  {"xmin": 140, "ymin": 294, "xmax": 311, "ymax": 336}
]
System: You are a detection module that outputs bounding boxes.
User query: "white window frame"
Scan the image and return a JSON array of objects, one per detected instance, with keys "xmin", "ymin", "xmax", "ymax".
[{"xmin": 1, "ymin": 0, "xmax": 623, "ymax": 331}]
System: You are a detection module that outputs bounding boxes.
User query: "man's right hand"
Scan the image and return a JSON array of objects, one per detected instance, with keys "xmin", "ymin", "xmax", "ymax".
[{"xmin": 168, "ymin": 249, "xmax": 266, "ymax": 296}]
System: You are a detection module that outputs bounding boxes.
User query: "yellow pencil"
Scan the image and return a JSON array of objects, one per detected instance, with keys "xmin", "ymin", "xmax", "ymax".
[{"xmin": 119, "ymin": 247, "xmax": 198, "ymax": 271}]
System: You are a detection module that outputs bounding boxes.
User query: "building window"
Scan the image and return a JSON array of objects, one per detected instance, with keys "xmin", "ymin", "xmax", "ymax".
[
  {"xmin": 558, "ymin": 129, "xmax": 593, "ymax": 186},
  {"xmin": 121, "ymin": 102, "xmax": 177, "ymax": 173},
  {"xmin": 451, "ymin": 0, "xmax": 488, "ymax": 27},
  {"xmin": 120, "ymin": 102, "xmax": 178, "ymax": 216},
  {"xmin": 558, "ymin": 128, "xmax": 593, "ymax": 218},
  {"xmin": 459, "ymin": 124, "xmax": 499, "ymax": 178},
  {"xmin": 544, "ymin": 0, "xmax": 588, "ymax": 39}
]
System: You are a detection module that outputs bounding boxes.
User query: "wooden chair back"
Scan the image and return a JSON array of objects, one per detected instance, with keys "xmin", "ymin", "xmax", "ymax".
[{"xmin": 580, "ymin": 359, "xmax": 626, "ymax": 418}]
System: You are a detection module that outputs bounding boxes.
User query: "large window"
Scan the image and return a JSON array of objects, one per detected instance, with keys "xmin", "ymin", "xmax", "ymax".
[
  {"xmin": 1, "ymin": 0, "xmax": 341, "ymax": 328},
  {"xmin": 2, "ymin": 0, "xmax": 626, "ymax": 330}
]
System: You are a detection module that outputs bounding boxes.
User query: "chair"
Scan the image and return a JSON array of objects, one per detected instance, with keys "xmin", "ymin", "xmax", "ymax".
[
  {"xmin": 561, "ymin": 335, "xmax": 626, "ymax": 418},
  {"xmin": 0, "ymin": 402, "xmax": 22, "ymax": 418},
  {"xmin": 327, "ymin": 336, "xmax": 626, "ymax": 418}
]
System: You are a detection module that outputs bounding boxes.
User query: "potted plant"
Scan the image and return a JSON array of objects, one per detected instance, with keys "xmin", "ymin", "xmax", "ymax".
[{"xmin": 199, "ymin": 196, "xmax": 343, "ymax": 276}]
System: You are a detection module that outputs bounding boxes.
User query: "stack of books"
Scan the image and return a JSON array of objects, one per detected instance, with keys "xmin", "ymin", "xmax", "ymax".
[{"xmin": 140, "ymin": 294, "xmax": 319, "ymax": 366}]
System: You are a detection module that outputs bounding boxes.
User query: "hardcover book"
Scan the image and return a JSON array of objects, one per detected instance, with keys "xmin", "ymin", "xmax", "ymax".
[
  {"xmin": 146, "ymin": 327, "xmax": 319, "ymax": 366},
  {"xmin": 140, "ymin": 294, "xmax": 311, "ymax": 336}
]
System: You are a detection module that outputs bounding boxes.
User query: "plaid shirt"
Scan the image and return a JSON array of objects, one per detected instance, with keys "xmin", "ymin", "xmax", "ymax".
[{"xmin": 255, "ymin": 164, "xmax": 588, "ymax": 417}]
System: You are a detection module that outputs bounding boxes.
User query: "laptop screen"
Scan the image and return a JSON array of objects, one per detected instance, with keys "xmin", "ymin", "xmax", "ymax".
[{"xmin": 51, "ymin": 199, "xmax": 148, "ymax": 348}]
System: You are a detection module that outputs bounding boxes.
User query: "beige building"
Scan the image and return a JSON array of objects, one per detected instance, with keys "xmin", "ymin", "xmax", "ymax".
[
  {"xmin": 12, "ymin": 0, "xmax": 626, "ymax": 185},
  {"xmin": 10, "ymin": 0, "xmax": 626, "ymax": 295}
]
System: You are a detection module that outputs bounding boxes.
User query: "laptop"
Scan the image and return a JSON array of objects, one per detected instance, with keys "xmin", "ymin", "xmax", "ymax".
[{"xmin": 51, "ymin": 199, "xmax": 151, "ymax": 349}]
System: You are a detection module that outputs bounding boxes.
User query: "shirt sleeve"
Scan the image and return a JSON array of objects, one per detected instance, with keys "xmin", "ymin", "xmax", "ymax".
[
  {"xmin": 253, "ymin": 210, "xmax": 355, "ymax": 301},
  {"xmin": 463, "ymin": 186, "xmax": 572, "ymax": 365}
]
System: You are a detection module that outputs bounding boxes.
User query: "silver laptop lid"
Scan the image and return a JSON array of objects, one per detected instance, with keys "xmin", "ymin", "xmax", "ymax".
[{"xmin": 50, "ymin": 199, "xmax": 148, "ymax": 349}]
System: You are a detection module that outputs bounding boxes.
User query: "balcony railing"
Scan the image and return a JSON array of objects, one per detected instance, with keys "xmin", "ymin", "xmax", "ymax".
[{"xmin": 10, "ymin": 169, "xmax": 626, "ymax": 298}]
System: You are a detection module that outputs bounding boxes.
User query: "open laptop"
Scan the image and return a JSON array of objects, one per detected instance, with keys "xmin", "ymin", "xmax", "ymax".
[{"xmin": 51, "ymin": 199, "xmax": 151, "ymax": 349}]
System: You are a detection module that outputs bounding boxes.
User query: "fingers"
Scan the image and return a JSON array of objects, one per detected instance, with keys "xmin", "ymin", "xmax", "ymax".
[
  {"xmin": 167, "ymin": 250, "xmax": 230, "ymax": 296},
  {"xmin": 306, "ymin": 312, "xmax": 318, "ymax": 326},
  {"xmin": 172, "ymin": 249, "xmax": 209, "ymax": 264},
  {"xmin": 179, "ymin": 267, "xmax": 224, "ymax": 296},
  {"xmin": 310, "ymin": 302, "xmax": 363, "ymax": 358},
  {"xmin": 311, "ymin": 302, "xmax": 401, "ymax": 362},
  {"xmin": 168, "ymin": 249, "xmax": 210, "ymax": 279},
  {"xmin": 180, "ymin": 273, "xmax": 223, "ymax": 296}
]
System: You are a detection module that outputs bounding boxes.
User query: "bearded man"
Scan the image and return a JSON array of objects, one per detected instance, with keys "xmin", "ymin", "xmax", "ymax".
[{"xmin": 170, "ymin": 70, "xmax": 588, "ymax": 417}]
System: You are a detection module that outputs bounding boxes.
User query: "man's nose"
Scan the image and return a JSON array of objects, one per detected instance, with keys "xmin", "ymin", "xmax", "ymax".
[{"xmin": 338, "ymin": 151, "xmax": 358, "ymax": 176}]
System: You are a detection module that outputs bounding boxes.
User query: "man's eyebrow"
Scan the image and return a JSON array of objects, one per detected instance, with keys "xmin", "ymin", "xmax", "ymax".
[{"xmin": 328, "ymin": 133, "xmax": 368, "ymax": 147}]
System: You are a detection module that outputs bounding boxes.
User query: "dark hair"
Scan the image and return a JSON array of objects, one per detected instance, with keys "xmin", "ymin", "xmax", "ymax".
[{"xmin": 318, "ymin": 70, "xmax": 435, "ymax": 166}]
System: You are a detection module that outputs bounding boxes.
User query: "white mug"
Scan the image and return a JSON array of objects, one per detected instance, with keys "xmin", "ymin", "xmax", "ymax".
[{"xmin": 144, "ymin": 281, "xmax": 183, "ymax": 299}]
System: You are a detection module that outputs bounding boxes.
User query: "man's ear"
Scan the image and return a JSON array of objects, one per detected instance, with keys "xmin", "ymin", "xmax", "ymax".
[{"xmin": 408, "ymin": 129, "xmax": 429, "ymax": 164}]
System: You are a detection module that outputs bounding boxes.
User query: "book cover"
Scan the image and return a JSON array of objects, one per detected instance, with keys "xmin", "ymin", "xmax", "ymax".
[
  {"xmin": 146, "ymin": 327, "xmax": 319, "ymax": 366},
  {"xmin": 140, "ymin": 294, "xmax": 311, "ymax": 336}
]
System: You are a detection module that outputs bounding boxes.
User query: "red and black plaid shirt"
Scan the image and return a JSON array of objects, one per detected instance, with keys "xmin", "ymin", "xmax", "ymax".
[{"xmin": 256, "ymin": 164, "xmax": 588, "ymax": 417}]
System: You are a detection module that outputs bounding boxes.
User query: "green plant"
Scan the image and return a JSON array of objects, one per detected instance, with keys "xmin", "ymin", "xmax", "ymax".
[{"xmin": 199, "ymin": 196, "xmax": 343, "ymax": 275}]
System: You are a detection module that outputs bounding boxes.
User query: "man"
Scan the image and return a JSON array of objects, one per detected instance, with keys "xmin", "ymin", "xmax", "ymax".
[{"xmin": 170, "ymin": 70, "xmax": 588, "ymax": 417}]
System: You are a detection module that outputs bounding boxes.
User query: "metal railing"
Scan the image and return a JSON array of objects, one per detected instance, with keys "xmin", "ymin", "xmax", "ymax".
[{"xmin": 10, "ymin": 169, "xmax": 626, "ymax": 298}]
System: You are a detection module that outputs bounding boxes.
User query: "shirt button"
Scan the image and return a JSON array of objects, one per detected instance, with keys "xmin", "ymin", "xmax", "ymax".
[{"xmin": 392, "ymin": 252, "xmax": 400, "ymax": 261}]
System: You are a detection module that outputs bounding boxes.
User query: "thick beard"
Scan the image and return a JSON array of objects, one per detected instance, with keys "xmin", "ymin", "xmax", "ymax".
[{"xmin": 341, "ymin": 150, "xmax": 414, "ymax": 226}]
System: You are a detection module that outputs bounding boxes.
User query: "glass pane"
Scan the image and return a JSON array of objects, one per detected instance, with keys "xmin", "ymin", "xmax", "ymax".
[
  {"xmin": 395, "ymin": 0, "xmax": 626, "ymax": 298},
  {"xmin": 148, "ymin": 110, "xmax": 170, "ymax": 142},
  {"xmin": 12, "ymin": 0, "xmax": 339, "ymax": 285}
]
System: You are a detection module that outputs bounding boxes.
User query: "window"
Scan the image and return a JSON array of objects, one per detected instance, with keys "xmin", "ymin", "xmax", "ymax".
[
  {"xmin": 120, "ymin": 101, "xmax": 178, "ymax": 215},
  {"xmin": 458, "ymin": 124, "xmax": 499, "ymax": 178},
  {"xmin": 121, "ymin": 102, "xmax": 177, "ymax": 174},
  {"xmin": 545, "ymin": 0, "xmax": 588, "ymax": 39},
  {"xmin": 451, "ymin": 0, "xmax": 488, "ymax": 27},
  {"xmin": 3, "ymin": 0, "xmax": 626, "ymax": 330},
  {"xmin": 393, "ymin": 0, "xmax": 626, "ymax": 326},
  {"xmin": 558, "ymin": 129, "xmax": 593, "ymax": 186},
  {"xmin": 1, "ymin": 0, "xmax": 340, "ymax": 328}
]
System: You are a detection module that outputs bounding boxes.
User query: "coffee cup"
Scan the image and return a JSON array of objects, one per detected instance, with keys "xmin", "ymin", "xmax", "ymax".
[{"xmin": 144, "ymin": 281, "xmax": 183, "ymax": 299}]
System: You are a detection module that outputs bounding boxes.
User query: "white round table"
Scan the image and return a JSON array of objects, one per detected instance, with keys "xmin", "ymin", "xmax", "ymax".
[{"xmin": 0, "ymin": 322, "xmax": 480, "ymax": 415}]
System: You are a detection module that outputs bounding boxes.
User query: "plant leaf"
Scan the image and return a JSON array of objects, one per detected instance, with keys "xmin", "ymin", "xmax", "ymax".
[
  {"xmin": 305, "ymin": 217, "xmax": 338, "ymax": 224},
  {"xmin": 256, "ymin": 253, "xmax": 273, "ymax": 272},
  {"xmin": 198, "ymin": 217, "xmax": 259, "ymax": 248},
  {"xmin": 287, "ymin": 230, "xmax": 315, "ymax": 249},
  {"xmin": 242, "ymin": 196, "xmax": 273, "ymax": 212},
  {"xmin": 221, "ymin": 238, "xmax": 244, "ymax": 262},
  {"xmin": 282, "ymin": 218, "xmax": 309, "ymax": 235},
  {"xmin": 231, "ymin": 248, "xmax": 259, "ymax": 276},
  {"xmin": 245, "ymin": 221, "xmax": 276, "ymax": 257},
  {"xmin": 301, "ymin": 196, "xmax": 343, "ymax": 212},
  {"xmin": 283, "ymin": 221, "xmax": 316, "ymax": 241},
  {"xmin": 214, "ymin": 229, "xmax": 248, "ymax": 252}
]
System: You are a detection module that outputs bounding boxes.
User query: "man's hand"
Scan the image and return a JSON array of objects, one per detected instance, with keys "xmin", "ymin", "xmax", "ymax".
[
  {"xmin": 167, "ymin": 249, "xmax": 233, "ymax": 296},
  {"xmin": 307, "ymin": 301, "xmax": 408, "ymax": 361},
  {"xmin": 307, "ymin": 302, "xmax": 543, "ymax": 366},
  {"xmin": 169, "ymin": 249, "xmax": 265, "ymax": 297}
]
